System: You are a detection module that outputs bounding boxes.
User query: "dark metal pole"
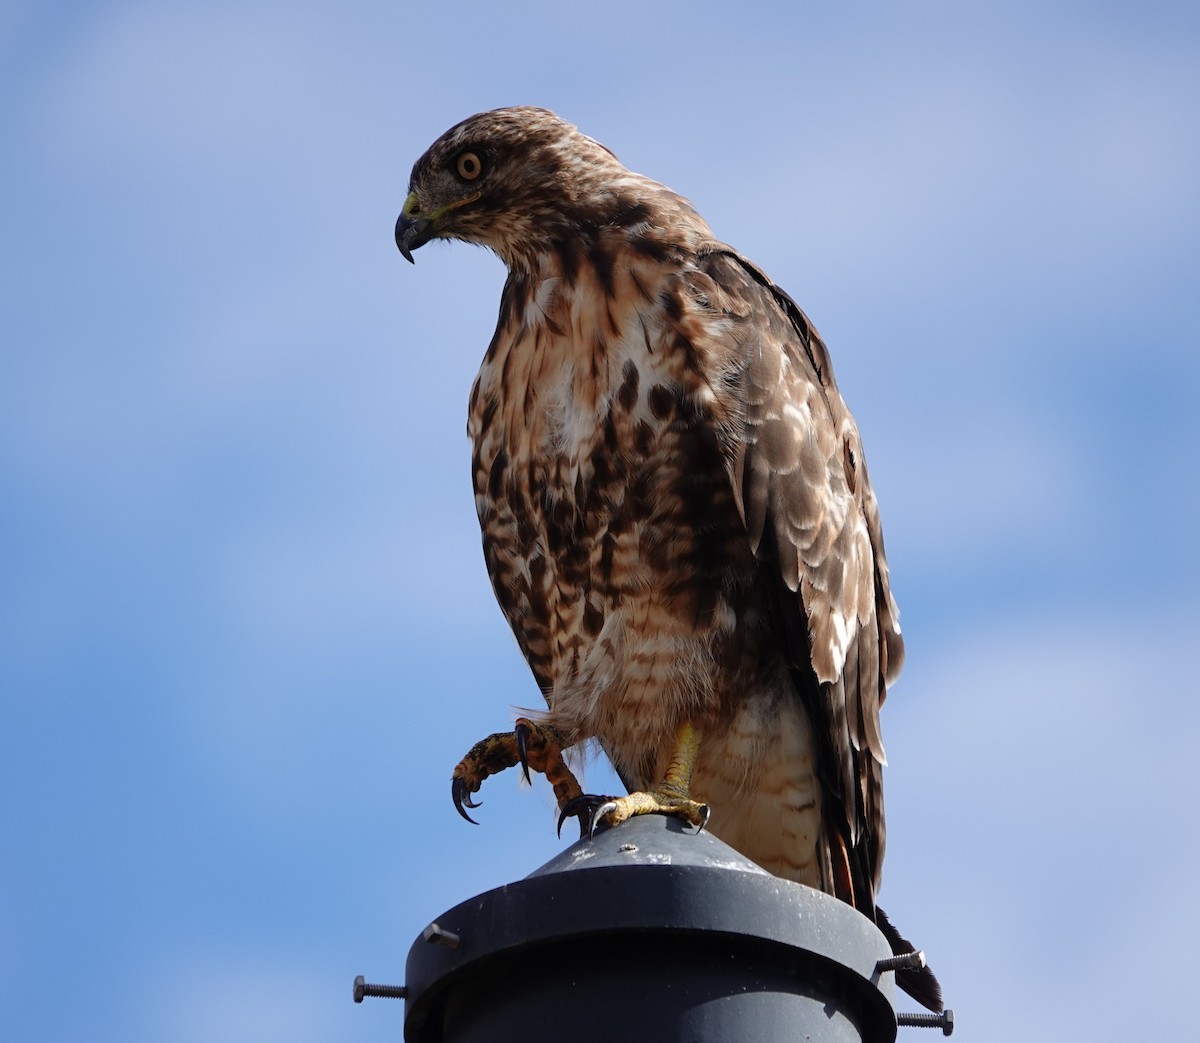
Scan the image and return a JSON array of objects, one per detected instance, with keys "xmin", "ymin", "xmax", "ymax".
[{"xmin": 386, "ymin": 814, "xmax": 909, "ymax": 1042}]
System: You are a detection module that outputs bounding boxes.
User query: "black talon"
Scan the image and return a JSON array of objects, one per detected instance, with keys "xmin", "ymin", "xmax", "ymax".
[
  {"xmin": 556, "ymin": 797, "xmax": 588, "ymax": 839},
  {"xmin": 696, "ymin": 804, "xmax": 712, "ymax": 834},
  {"xmin": 556, "ymin": 805, "xmax": 573, "ymax": 839},
  {"xmin": 451, "ymin": 777, "xmax": 481, "ymax": 825},
  {"xmin": 557, "ymin": 794, "xmax": 614, "ymax": 840},
  {"xmin": 514, "ymin": 722, "xmax": 532, "ymax": 784}
]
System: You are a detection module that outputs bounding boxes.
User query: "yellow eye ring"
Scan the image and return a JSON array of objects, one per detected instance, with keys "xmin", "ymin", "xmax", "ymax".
[{"xmin": 455, "ymin": 151, "xmax": 484, "ymax": 181}]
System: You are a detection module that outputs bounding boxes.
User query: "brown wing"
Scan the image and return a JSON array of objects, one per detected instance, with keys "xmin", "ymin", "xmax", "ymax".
[{"xmin": 694, "ymin": 247, "xmax": 903, "ymax": 909}]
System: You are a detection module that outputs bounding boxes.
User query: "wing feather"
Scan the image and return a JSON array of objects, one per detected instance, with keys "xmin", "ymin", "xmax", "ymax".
[{"xmin": 691, "ymin": 247, "xmax": 902, "ymax": 905}]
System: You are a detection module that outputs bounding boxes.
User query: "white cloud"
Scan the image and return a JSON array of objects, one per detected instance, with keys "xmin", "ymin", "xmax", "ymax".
[{"xmin": 881, "ymin": 608, "xmax": 1199, "ymax": 1038}]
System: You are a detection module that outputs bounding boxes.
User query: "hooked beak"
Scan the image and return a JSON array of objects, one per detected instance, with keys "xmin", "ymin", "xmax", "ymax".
[
  {"xmin": 395, "ymin": 188, "xmax": 483, "ymax": 263},
  {"xmin": 395, "ymin": 191, "xmax": 434, "ymax": 264}
]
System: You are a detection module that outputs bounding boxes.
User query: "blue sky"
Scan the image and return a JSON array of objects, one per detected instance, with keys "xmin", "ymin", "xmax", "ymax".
[{"xmin": 2, "ymin": 2, "xmax": 1198, "ymax": 1039}]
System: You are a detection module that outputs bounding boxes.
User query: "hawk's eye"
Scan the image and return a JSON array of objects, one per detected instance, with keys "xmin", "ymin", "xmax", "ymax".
[{"xmin": 455, "ymin": 151, "xmax": 484, "ymax": 182}]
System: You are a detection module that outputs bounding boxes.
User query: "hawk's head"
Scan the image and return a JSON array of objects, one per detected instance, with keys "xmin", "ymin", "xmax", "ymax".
[{"xmin": 396, "ymin": 107, "xmax": 693, "ymax": 269}]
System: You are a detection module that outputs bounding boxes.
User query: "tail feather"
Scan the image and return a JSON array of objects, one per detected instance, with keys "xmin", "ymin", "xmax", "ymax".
[{"xmin": 875, "ymin": 905, "xmax": 944, "ymax": 1013}]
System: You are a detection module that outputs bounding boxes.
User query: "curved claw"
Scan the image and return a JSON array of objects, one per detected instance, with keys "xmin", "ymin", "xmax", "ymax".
[
  {"xmin": 589, "ymin": 800, "xmax": 618, "ymax": 839},
  {"xmin": 451, "ymin": 777, "xmax": 481, "ymax": 825},
  {"xmin": 514, "ymin": 721, "xmax": 532, "ymax": 785},
  {"xmin": 556, "ymin": 804, "xmax": 573, "ymax": 839},
  {"xmin": 557, "ymin": 794, "xmax": 610, "ymax": 840},
  {"xmin": 555, "ymin": 810, "xmax": 590, "ymax": 842},
  {"xmin": 696, "ymin": 804, "xmax": 712, "ymax": 834}
]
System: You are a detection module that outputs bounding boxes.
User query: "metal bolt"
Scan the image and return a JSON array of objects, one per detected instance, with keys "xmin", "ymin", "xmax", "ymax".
[
  {"xmin": 875, "ymin": 949, "xmax": 926, "ymax": 974},
  {"xmin": 422, "ymin": 921, "xmax": 461, "ymax": 949},
  {"xmin": 352, "ymin": 975, "xmax": 407, "ymax": 1003},
  {"xmin": 897, "ymin": 1008, "xmax": 954, "ymax": 1035}
]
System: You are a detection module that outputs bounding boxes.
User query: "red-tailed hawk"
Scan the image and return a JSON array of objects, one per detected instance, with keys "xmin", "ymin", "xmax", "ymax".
[{"xmin": 396, "ymin": 106, "xmax": 942, "ymax": 1010}]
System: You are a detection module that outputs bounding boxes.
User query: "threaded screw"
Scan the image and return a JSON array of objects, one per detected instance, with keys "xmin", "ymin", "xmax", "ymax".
[
  {"xmin": 352, "ymin": 975, "xmax": 407, "ymax": 1003},
  {"xmin": 897, "ymin": 1008, "xmax": 954, "ymax": 1035},
  {"xmin": 875, "ymin": 950, "xmax": 926, "ymax": 974},
  {"xmin": 422, "ymin": 921, "xmax": 461, "ymax": 949}
]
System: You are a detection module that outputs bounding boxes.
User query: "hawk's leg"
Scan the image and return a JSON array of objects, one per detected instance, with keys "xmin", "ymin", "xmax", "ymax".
[
  {"xmin": 451, "ymin": 718, "xmax": 589, "ymax": 837},
  {"xmin": 559, "ymin": 721, "xmax": 711, "ymax": 838}
]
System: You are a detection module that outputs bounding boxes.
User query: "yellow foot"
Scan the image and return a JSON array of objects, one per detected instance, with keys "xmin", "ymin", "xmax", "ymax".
[
  {"xmin": 450, "ymin": 718, "xmax": 588, "ymax": 834},
  {"xmin": 559, "ymin": 787, "xmax": 711, "ymax": 839},
  {"xmin": 558, "ymin": 721, "xmax": 710, "ymax": 838}
]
